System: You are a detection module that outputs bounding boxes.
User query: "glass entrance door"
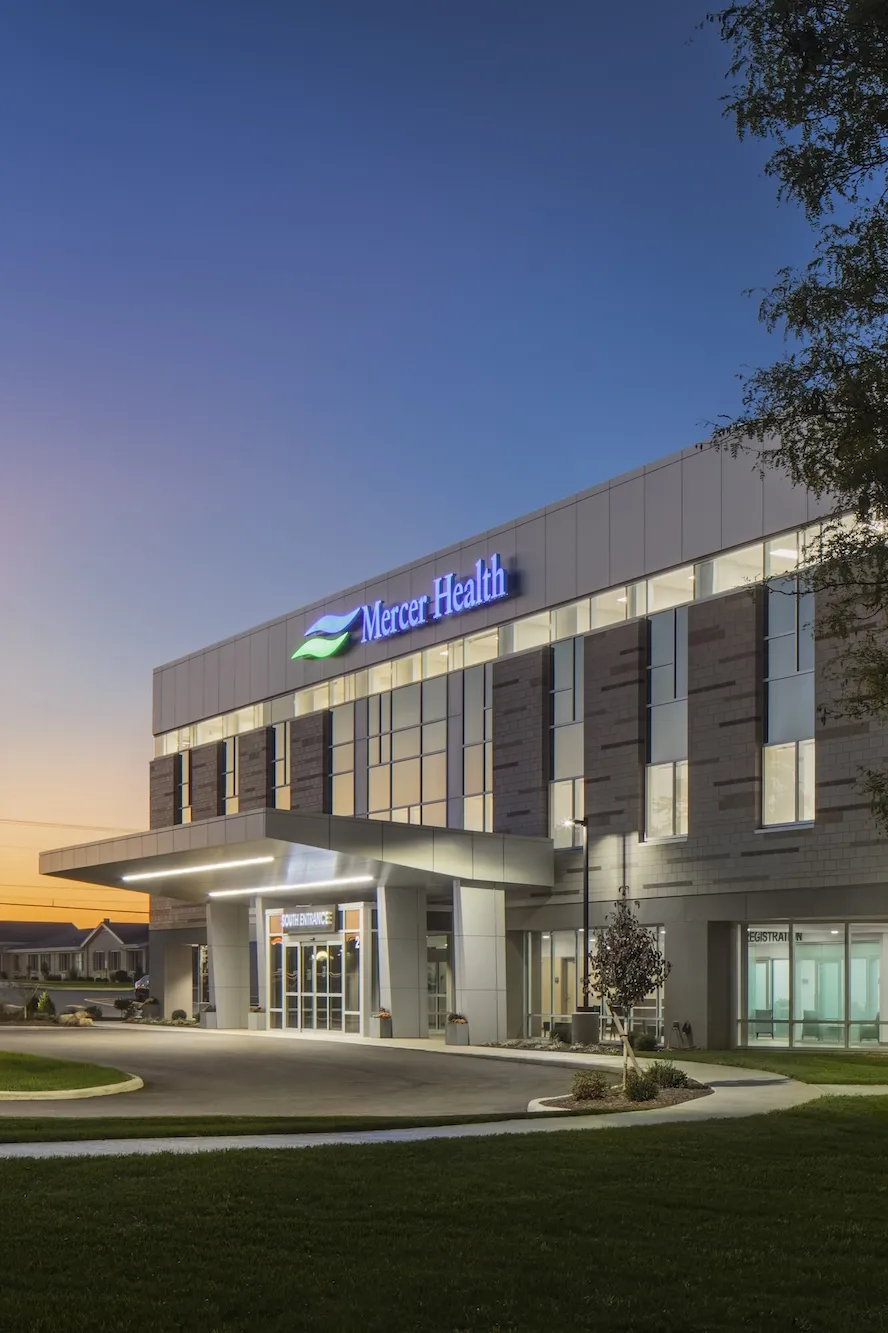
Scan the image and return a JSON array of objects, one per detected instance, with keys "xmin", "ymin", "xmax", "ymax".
[{"xmin": 285, "ymin": 940, "xmax": 344, "ymax": 1032}]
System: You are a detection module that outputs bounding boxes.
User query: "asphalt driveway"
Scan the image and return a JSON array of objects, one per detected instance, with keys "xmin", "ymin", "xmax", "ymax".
[{"xmin": 0, "ymin": 1027, "xmax": 567, "ymax": 1117}]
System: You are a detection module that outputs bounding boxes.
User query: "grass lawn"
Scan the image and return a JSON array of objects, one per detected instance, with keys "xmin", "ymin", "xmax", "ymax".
[
  {"xmin": 0, "ymin": 1051, "xmax": 131, "ymax": 1092},
  {"xmin": 0, "ymin": 1097, "xmax": 886, "ymax": 1331},
  {"xmin": 658, "ymin": 1047, "xmax": 888, "ymax": 1084}
]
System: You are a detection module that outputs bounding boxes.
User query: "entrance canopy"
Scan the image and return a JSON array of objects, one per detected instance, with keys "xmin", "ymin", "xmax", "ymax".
[{"xmin": 40, "ymin": 809, "xmax": 555, "ymax": 905}]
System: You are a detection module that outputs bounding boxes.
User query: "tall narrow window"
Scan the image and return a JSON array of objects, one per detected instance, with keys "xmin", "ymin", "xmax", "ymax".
[
  {"xmin": 463, "ymin": 663, "xmax": 494, "ymax": 832},
  {"xmin": 763, "ymin": 577, "xmax": 815, "ymax": 825},
  {"xmin": 272, "ymin": 721, "xmax": 291, "ymax": 809},
  {"xmin": 223, "ymin": 737, "xmax": 239, "ymax": 815},
  {"xmin": 550, "ymin": 637, "xmax": 585, "ymax": 848},
  {"xmin": 178, "ymin": 750, "xmax": 192, "ymax": 824},
  {"xmin": 331, "ymin": 704, "xmax": 355, "ymax": 817},
  {"xmin": 645, "ymin": 607, "xmax": 688, "ymax": 838}
]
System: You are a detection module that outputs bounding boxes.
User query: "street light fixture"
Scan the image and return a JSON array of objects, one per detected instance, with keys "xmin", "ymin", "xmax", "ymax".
[{"xmin": 563, "ymin": 815, "xmax": 597, "ymax": 1042}]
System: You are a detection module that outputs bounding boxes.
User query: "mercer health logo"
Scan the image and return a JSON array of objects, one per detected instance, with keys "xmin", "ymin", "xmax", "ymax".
[
  {"xmin": 291, "ymin": 554, "xmax": 509, "ymax": 663},
  {"xmin": 291, "ymin": 608, "xmax": 363, "ymax": 661}
]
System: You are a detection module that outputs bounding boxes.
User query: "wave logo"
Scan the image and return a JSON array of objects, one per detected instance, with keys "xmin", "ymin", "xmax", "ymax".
[{"xmin": 291, "ymin": 608, "xmax": 362, "ymax": 661}]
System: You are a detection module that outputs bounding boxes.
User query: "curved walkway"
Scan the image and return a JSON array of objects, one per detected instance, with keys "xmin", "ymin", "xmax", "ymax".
[{"xmin": 0, "ymin": 1048, "xmax": 869, "ymax": 1159}]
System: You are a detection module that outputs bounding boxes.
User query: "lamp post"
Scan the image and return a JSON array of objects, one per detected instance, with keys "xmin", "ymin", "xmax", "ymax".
[{"xmin": 567, "ymin": 815, "xmax": 598, "ymax": 1044}]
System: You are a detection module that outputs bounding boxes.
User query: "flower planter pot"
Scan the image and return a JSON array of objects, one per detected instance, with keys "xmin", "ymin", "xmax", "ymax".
[
  {"xmin": 445, "ymin": 1024, "xmax": 470, "ymax": 1046},
  {"xmin": 199, "ymin": 1011, "xmax": 217, "ymax": 1029},
  {"xmin": 247, "ymin": 1011, "xmax": 266, "ymax": 1031},
  {"xmin": 370, "ymin": 1016, "xmax": 393, "ymax": 1039}
]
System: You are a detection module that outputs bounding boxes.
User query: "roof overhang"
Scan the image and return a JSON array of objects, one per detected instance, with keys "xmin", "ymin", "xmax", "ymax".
[{"xmin": 39, "ymin": 809, "xmax": 555, "ymax": 905}]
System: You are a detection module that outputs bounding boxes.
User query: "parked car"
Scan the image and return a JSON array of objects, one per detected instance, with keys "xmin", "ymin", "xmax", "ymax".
[{"xmin": 134, "ymin": 974, "xmax": 149, "ymax": 1001}]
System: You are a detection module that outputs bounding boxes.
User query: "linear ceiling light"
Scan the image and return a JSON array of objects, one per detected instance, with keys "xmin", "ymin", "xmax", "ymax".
[
  {"xmin": 122, "ymin": 856, "xmax": 274, "ymax": 884},
  {"xmin": 208, "ymin": 875, "xmax": 375, "ymax": 899}
]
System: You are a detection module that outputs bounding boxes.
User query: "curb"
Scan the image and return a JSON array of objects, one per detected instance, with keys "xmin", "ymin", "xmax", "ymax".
[{"xmin": 0, "ymin": 1074, "xmax": 144, "ymax": 1102}]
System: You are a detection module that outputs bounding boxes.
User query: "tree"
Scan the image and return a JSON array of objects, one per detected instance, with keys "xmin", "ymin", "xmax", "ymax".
[
  {"xmin": 708, "ymin": 2, "xmax": 888, "ymax": 824},
  {"xmin": 0, "ymin": 980, "xmax": 45, "ymax": 1023},
  {"xmin": 587, "ymin": 891, "xmax": 670, "ymax": 1084}
]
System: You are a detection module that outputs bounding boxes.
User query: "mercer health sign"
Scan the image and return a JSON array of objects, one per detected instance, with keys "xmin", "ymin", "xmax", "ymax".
[{"xmin": 292, "ymin": 554, "xmax": 509, "ymax": 661}]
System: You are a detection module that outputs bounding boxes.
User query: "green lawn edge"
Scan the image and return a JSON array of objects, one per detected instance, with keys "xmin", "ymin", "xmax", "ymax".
[
  {"xmin": 0, "ymin": 1051, "xmax": 132, "ymax": 1092},
  {"xmin": 652, "ymin": 1047, "xmax": 888, "ymax": 1084}
]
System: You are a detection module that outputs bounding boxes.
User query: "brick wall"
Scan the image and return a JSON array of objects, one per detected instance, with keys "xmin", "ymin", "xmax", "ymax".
[
  {"xmin": 238, "ymin": 726, "xmax": 273, "ymax": 813},
  {"xmin": 190, "ymin": 742, "xmax": 223, "ymax": 822},
  {"xmin": 290, "ymin": 712, "xmax": 330, "ymax": 814},
  {"xmin": 687, "ymin": 586, "xmax": 762, "ymax": 837},
  {"xmin": 492, "ymin": 647, "xmax": 550, "ymax": 837},
  {"xmin": 150, "ymin": 896, "xmax": 208, "ymax": 930},
  {"xmin": 583, "ymin": 618, "xmax": 646, "ymax": 836},
  {"xmin": 149, "ymin": 754, "xmax": 179, "ymax": 830}
]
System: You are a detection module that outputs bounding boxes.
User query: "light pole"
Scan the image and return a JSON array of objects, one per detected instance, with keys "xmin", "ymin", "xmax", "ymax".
[{"xmin": 566, "ymin": 816, "xmax": 597, "ymax": 1043}]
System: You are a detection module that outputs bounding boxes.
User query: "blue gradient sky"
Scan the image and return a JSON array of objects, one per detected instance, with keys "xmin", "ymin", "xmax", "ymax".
[{"xmin": 0, "ymin": 2, "xmax": 808, "ymax": 910}]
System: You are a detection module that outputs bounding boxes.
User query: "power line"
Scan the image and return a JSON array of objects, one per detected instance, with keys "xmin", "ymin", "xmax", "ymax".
[{"xmin": 0, "ymin": 898, "xmax": 148, "ymax": 918}]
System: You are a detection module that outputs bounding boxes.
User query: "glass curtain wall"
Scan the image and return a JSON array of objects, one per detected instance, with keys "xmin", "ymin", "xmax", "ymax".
[
  {"xmin": 742, "ymin": 923, "xmax": 888, "ymax": 1047},
  {"xmin": 645, "ymin": 607, "xmax": 688, "ymax": 838},
  {"xmin": 525, "ymin": 929, "xmax": 665, "ymax": 1040},
  {"xmin": 549, "ymin": 637, "xmax": 585, "ymax": 847},
  {"xmin": 762, "ymin": 544, "xmax": 815, "ymax": 825}
]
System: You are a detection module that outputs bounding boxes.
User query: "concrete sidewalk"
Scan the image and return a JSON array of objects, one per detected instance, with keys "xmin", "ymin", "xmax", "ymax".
[{"xmin": 0, "ymin": 1050, "xmax": 833, "ymax": 1159}]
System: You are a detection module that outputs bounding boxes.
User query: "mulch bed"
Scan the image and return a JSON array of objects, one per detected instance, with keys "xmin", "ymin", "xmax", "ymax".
[{"xmin": 540, "ymin": 1085, "xmax": 712, "ymax": 1113}]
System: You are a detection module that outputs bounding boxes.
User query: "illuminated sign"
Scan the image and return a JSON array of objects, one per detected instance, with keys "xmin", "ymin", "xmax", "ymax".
[
  {"xmin": 292, "ymin": 554, "xmax": 509, "ymax": 661},
  {"xmin": 280, "ymin": 908, "xmax": 336, "ymax": 933}
]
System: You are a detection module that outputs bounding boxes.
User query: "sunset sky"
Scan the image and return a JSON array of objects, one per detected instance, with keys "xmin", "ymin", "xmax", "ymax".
[{"xmin": 0, "ymin": 1, "xmax": 810, "ymax": 923}]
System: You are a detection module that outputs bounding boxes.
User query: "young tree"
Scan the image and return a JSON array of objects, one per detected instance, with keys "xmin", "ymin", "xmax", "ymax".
[
  {"xmin": 709, "ymin": 2, "xmax": 888, "ymax": 824},
  {"xmin": 587, "ymin": 891, "xmax": 670, "ymax": 1084}
]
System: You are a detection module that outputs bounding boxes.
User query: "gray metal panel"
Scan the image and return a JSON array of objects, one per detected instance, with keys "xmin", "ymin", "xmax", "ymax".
[
  {"xmin": 267, "ymin": 620, "xmax": 288, "ymax": 698},
  {"xmin": 174, "ymin": 662, "xmax": 190, "ymax": 724},
  {"xmin": 234, "ymin": 636, "xmax": 251, "ymax": 708},
  {"xmin": 721, "ymin": 448, "xmax": 764, "ymax": 548},
  {"xmin": 609, "ymin": 476, "xmax": 645, "ymax": 583},
  {"xmin": 249, "ymin": 631, "xmax": 269, "ymax": 703},
  {"xmin": 203, "ymin": 649, "xmax": 220, "ymax": 719},
  {"xmin": 513, "ymin": 514, "xmax": 546, "ymax": 614},
  {"xmin": 576, "ymin": 488, "xmax": 610, "ymax": 594},
  {"xmin": 681, "ymin": 447, "xmax": 722, "ymax": 562},
  {"xmin": 644, "ymin": 460, "xmax": 683, "ymax": 572},
  {"xmin": 218, "ymin": 640, "xmax": 236, "ymax": 713},
  {"xmin": 152, "ymin": 671, "xmax": 163, "ymax": 736},
  {"xmin": 188, "ymin": 654, "xmax": 204, "ymax": 724},
  {"xmin": 545, "ymin": 503, "xmax": 577, "ymax": 607},
  {"xmin": 763, "ymin": 465, "xmax": 809, "ymax": 534}
]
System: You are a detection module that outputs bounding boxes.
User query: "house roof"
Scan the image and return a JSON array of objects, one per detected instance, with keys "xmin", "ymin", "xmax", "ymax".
[
  {"xmin": 80, "ymin": 920, "xmax": 150, "ymax": 950},
  {"xmin": 0, "ymin": 921, "xmax": 84, "ymax": 950},
  {"xmin": 0, "ymin": 919, "xmax": 148, "ymax": 952}
]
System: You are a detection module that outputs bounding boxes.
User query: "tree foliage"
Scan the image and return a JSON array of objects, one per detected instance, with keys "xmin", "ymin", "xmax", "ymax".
[
  {"xmin": 709, "ymin": 2, "xmax": 888, "ymax": 822},
  {"xmin": 588, "ymin": 893, "xmax": 671, "ymax": 1018}
]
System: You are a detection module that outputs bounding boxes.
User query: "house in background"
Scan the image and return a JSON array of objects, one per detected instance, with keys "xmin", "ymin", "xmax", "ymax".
[{"xmin": 0, "ymin": 919, "xmax": 149, "ymax": 981}]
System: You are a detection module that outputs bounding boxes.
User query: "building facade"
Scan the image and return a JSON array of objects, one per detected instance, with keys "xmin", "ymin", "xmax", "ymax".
[
  {"xmin": 0, "ymin": 919, "xmax": 148, "ymax": 982},
  {"xmin": 41, "ymin": 441, "xmax": 887, "ymax": 1049}
]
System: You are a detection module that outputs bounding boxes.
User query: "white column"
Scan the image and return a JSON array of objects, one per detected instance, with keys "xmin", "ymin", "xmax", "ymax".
[
  {"xmin": 163, "ymin": 945, "xmax": 194, "ymax": 1018},
  {"xmin": 453, "ymin": 882, "xmax": 507, "ymax": 1044},
  {"xmin": 207, "ymin": 900, "xmax": 250, "ymax": 1029},
  {"xmin": 377, "ymin": 885, "xmax": 427, "ymax": 1038},
  {"xmin": 255, "ymin": 898, "xmax": 267, "ymax": 1011},
  {"xmin": 360, "ymin": 901, "xmax": 375, "ymax": 1036}
]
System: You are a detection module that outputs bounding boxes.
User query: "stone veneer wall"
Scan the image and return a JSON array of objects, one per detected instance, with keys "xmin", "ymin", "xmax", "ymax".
[
  {"xmin": 238, "ymin": 726, "xmax": 273, "ymax": 813},
  {"xmin": 583, "ymin": 618, "xmax": 646, "ymax": 836},
  {"xmin": 149, "ymin": 754, "xmax": 179, "ymax": 830},
  {"xmin": 190, "ymin": 742, "xmax": 224, "ymax": 822},
  {"xmin": 290, "ymin": 712, "xmax": 331, "ymax": 814},
  {"xmin": 492, "ymin": 647, "xmax": 550, "ymax": 838}
]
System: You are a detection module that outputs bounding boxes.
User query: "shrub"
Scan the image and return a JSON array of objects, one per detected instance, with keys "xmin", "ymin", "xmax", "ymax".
[
  {"xmin": 47, "ymin": 973, "xmax": 62, "ymax": 982},
  {"xmin": 0, "ymin": 971, "xmax": 6, "ymax": 980},
  {"xmin": 85, "ymin": 1005, "xmax": 103, "ymax": 1021},
  {"xmin": 624, "ymin": 1070, "xmax": 658, "ymax": 1102},
  {"xmin": 171, "ymin": 1009, "xmax": 187, "ymax": 1022},
  {"xmin": 36, "ymin": 992, "xmax": 56, "ymax": 1017},
  {"xmin": 112, "ymin": 970, "xmax": 130, "ymax": 985},
  {"xmin": 114, "ymin": 997, "xmax": 136, "ymax": 1015},
  {"xmin": 628, "ymin": 1030, "xmax": 658, "ymax": 1052},
  {"xmin": 648, "ymin": 1059, "xmax": 690, "ymax": 1089},
  {"xmin": 571, "ymin": 1070, "xmax": 610, "ymax": 1101}
]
